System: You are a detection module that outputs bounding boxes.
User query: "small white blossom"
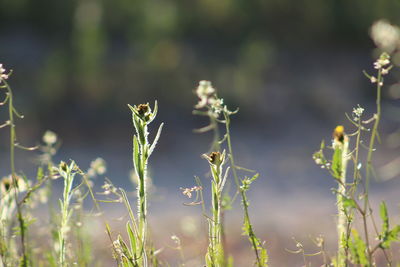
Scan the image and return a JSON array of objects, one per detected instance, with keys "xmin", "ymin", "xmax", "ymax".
[
  {"xmin": 90, "ymin": 158, "xmax": 106, "ymax": 175},
  {"xmin": 43, "ymin": 130, "xmax": 58, "ymax": 145},
  {"xmin": 0, "ymin": 64, "xmax": 9, "ymax": 83},
  {"xmin": 352, "ymin": 105, "xmax": 364, "ymax": 118},
  {"xmin": 195, "ymin": 80, "xmax": 215, "ymax": 109},
  {"xmin": 381, "ymin": 68, "xmax": 389, "ymax": 75},
  {"xmin": 370, "ymin": 20, "xmax": 400, "ymax": 52},
  {"xmin": 370, "ymin": 76, "xmax": 377, "ymax": 83},
  {"xmin": 373, "ymin": 62, "xmax": 382, "ymax": 70},
  {"xmin": 314, "ymin": 158, "xmax": 322, "ymax": 165}
]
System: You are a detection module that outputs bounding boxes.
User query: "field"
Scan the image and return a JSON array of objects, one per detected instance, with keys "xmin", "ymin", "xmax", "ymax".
[{"xmin": 1, "ymin": 2, "xmax": 400, "ymax": 266}]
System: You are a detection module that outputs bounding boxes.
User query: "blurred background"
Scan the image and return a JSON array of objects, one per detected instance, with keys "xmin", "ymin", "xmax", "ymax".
[{"xmin": 1, "ymin": 0, "xmax": 400, "ymax": 265}]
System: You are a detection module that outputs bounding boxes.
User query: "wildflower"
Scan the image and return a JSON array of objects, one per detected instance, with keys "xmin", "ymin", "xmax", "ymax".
[
  {"xmin": 370, "ymin": 20, "xmax": 400, "ymax": 52},
  {"xmin": 352, "ymin": 105, "xmax": 364, "ymax": 120},
  {"xmin": 60, "ymin": 161, "xmax": 68, "ymax": 172},
  {"xmin": 171, "ymin": 235, "xmax": 181, "ymax": 246},
  {"xmin": 333, "ymin": 125, "xmax": 345, "ymax": 144},
  {"xmin": 209, "ymin": 97, "xmax": 224, "ymax": 115},
  {"xmin": 0, "ymin": 64, "xmax": 9, "ymax": 83},
  {"xmin": 180, "ymin": 185, "xmax": 202, "ymax": 198},
  {"xmin": 370, "ymin": 76, "xmax": 377, "ymax": 83},
  {"xmin": 196, "ymin": 80, "xmax": 215, "ymax": 99},
  {"xmin": 136, "ymin": 103, "xmax": 150, "ymax": 116},
  {"xmin": 88, "ymin": 157, "xmax": 106, "ymax": 177},
  {"xmin": 203, "ymin": 151, "xmax": 225, "ymax": 168},
  {"xmin": 131, "ymin": 103, "xmax": 152, "ymax": 122},
  {"xmin": 43, "ymin": 130, "xmax": 58, "ymax": 145},
  {"xmin": 0, "ymin": 175, "xmax": 28, "ymax": 195},
  {"xmin": 381, "ymin": 68, "xmax": 389, "ymax": 75},
  {"xmin": 195, "ymin": 80, "xmax": 216, "ymax": 109},
  {"xmin": 332, "ymin": 125, "xmax": 348, "ymax": 149}
]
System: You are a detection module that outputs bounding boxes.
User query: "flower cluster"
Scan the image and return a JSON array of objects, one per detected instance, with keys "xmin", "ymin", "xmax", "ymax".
[
  {"xmin": 101, "ymin": 180, "xmax": 117, "ymax": 196},
  {"xmin": 195, "ymin": 80, "xmax": 224, "ymax": 117},
  {"xmin": 370, "ymin": 20, "xmax": 400, "ymax": 53},
  {"xmin": 0, "ymin": 175, "xmax": 28, "ymax": 195},
  {"xmin": 369, "ymin": 53, "xmax": 391, "ymax": 85},
  {"xmin": 373, "ymin": 53, "xmax": 391, "ymax": 70},
  {"xmin": 180, "ymin": 185, "xmax": 202, "ymax": 198},
  {"xmin": 0, "ymin": 64, "xmax": 9, "ymax": 84},
  {"xmin": 312, "ymin": 152, "xmax": 331, "ymax": 169},
  {"xmin": 43, "ymin": 130, "xmax": 58, "ymax": 146},
  {"xmin": 87, "ymin": 157, "xmax": 106, "ymax": 177},
  {"xmin": 352, "ymin": 105, "xmax": 364, "ymax": 121}
]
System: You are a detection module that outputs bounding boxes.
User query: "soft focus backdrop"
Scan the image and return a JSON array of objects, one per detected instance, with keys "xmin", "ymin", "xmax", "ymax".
[{"xmin": 1, "ymin": 1, "xmax": 400, "ymax": 265}]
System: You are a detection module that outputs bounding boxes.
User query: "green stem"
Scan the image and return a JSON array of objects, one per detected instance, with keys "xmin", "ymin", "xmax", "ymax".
[
  {"xmin": 240, "ymin": 189, "xmax": 262, "ymax": 267},
  {"xmin": 337, "ymin": 137, "xmax": 349, "ymax": 267},
  {"xmin": 364, "ymin": 69, "xmax": 382, "ymax": 262},
  {"xmin": 4, "ymin": 81, "xmax": 27, "ymax": 267},
  {"xmin": 223, "ymin": 113, "xmax": 240, "ymax": 189},
  {"xmin": 223, "ymin": 112, "xmax": 265, "ymax": 266}
]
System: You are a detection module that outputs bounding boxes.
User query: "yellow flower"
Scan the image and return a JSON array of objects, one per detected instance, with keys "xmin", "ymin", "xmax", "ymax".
[{"xmin": 333, "ymin": 125, "xmax": 345, "ymax": 144}]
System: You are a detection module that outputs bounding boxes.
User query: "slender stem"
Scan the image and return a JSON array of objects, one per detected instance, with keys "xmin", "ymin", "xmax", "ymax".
[
  {"xmin": 223, "ymin": 113, "xmax": 240, "ymax": 189},
  {"xmin": 210, "ymin": 117, "xmax": 220, "ymax": 152},
  {"xmin": 223, "ymin": 112, "xmax": 264, "ymax": 266},
  {"xmin": 336, "ymin": 137, "xmax": 349, "ymax": 267},
  {"xmin": 365, "ymin": 69, "xmax": 382, "ymax": 204},
  {"xmin": 363, "ymin": 69, "xmax": 382, "ymax": 262},
  {"xmin": 4, "ymin": 81, "xmax": 27, "ymax": 266},
  {"xmin": 240, "ymin": 189, "xmax": 262, "ymax": 266},
  {"xmin": 137, "ymin": 121, "xmax": 148, "ymax": 262}
]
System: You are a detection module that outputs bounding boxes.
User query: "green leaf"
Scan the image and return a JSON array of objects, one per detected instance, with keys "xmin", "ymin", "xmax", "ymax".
[
  {"xmin": 133, "ymin": 135, "xmax": 140, "ymax": 176},
  {"xmin": 118, "ymin": 235, "xmax": 132, "ymax": 260},
  {"xmin": 320, "ymin": 139, "xmax": 325, "ymax": 150},
  {"xmin": 148, "ymin": 100, "xmax": 158, "ymax": 123},
  {"xmin": 332, "ymin": 147, "xmax": 342, "ymax": 179},
  {"xmin": 126, "ymin": 222, "xmax": 137, "ymax": 257},
  {"xmin": 342, "ymin": 197, "xmax": 357, "ymax": 210},
  {"xmin": 149, "ymin": 123, "xmax": 164, "ymax": 156},
  {"xmin": 36, "ymin": 167, "xmax": 44, "ymax": 181},
  {"xmin": 380, "ymin": 201, "xmax": 389, "ymax": 237},
  {"xmin": 349, "ymin": 229, "xmax": 369, "ymax": 266}
]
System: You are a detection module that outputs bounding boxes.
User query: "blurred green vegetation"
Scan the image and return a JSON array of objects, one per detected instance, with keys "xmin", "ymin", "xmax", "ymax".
[{"xmin": 0, "ymin": 0, "xmax": 400, "ymax": 124}]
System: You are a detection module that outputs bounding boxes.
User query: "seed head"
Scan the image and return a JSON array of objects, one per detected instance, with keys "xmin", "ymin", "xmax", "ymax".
[
  {"xmin": 136, "ymin": 103, "xmax": 150, "ymax": 116},
  {"xmin": 203, "ymin": 151, "xmax": 225, "ymax": 168},
  {"xmin": 333, "ymin": 125, "xmax": 345, "ymax": 144},
  {"xmin": 60, "ymin": 161, "xmax": 68, "ymax": 172}
]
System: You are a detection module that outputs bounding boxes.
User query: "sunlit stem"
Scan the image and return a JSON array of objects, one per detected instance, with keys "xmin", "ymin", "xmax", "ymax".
[
  {"xmin": 3, "ymin": 80, "xmax": 27, "ymax": 267},
  {"xmin": 336, "ymin": 137, "xmax": 349, "ymax": 267}
]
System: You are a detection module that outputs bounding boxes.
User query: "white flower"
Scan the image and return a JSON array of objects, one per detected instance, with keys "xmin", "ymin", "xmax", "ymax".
[
  {"xmin": 314, "ymin": 158, "xmax": 322, "ymax": 165},
  {"xmin": 373, "ymin": 62, "xmax": 382, "ymax": 70},
  {"xmin": 0, "ymin": 64, "xmax": 9, "ymax": 82},
  {"xmin": 370, "ymin": 76, "xmax": 377, "ymax": 83},
  {"xmin": 370, "ymin": 20, "xmax": 400, "ymax": 52},
  {"xmin": 88, "ymin": 158, "xmax": 106, "ymax": 176},
  {"xmin": 352, "ymin": 105, "xmax": 364, "ymax": 118},
  {"xmin": 381, "ymin": 68, "xmax": 389, "ymax": 75},
  {"xmin": 43, "ymin": 130, "xmax": 58, "ymax": 145},
  {"xmin": 374, "ymin": 52, "xmax": 391, "ymax": 72},
  {"xmin": 195, "ymin": 80, "xmax": 216, "ymax": 109}
]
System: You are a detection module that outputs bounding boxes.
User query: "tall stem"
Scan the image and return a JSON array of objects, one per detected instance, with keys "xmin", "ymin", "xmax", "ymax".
[
  {"xmin": 363, "ymin": 69, "xmax": 382, "ymax": 262},
  {"xmin": 4, "ymin": 82, "xmax": 27, "ymax": 266},
  {"xmin": 223, "ymin": 112, "xmax": 265, "ymax": 266},
  {"xmin": 337, "ymin": 137, "xmax": 349, "ymax": 267}
]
